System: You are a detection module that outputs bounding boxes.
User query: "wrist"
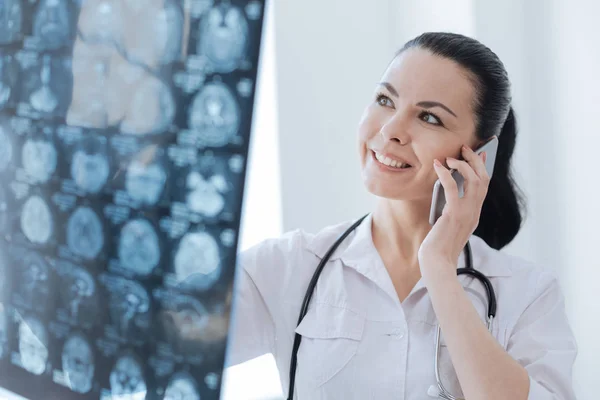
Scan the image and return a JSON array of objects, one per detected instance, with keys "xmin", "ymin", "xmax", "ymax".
[{"xmin": 420, "ymin": 259, "xmax": 457, "ymax": 286}]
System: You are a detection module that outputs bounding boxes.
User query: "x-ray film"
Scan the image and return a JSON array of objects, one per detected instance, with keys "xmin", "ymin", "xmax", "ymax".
[{"xmin": 0, "ymin": 1, "xmax": 266, "ymax": 399}]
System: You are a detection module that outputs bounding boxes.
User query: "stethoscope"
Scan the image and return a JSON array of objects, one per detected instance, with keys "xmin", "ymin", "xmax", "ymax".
[{"xmin": 287, "ymin": 213, "xmax": 497, "ymax": 400}]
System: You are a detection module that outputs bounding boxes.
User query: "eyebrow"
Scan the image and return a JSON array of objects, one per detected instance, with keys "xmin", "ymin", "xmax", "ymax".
[{"xmin": 377, "ymin": 81, "xmax": 458, "ymax": 118}]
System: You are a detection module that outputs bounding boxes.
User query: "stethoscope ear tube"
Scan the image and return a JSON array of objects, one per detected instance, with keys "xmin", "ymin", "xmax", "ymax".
[{"xmin": 456, "ymin": 266, "xmax": 497, "ymax": 319}]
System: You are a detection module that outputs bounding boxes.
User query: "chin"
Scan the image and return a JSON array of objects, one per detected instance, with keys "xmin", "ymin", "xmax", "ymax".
[{"xmin": 363, "ymin": 178, "xmax": 406, "ymax": 200}]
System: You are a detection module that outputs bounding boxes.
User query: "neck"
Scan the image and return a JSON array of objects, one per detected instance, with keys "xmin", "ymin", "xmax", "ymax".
[{"xmin": 371, "ymin": 197, "xmax": 433, "ymax": 270}]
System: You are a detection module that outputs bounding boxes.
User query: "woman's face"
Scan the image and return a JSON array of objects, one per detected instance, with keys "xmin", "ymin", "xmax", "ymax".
[{"xmin": 358, "ymin": 47, "xmax": 480, "ymax": 201}]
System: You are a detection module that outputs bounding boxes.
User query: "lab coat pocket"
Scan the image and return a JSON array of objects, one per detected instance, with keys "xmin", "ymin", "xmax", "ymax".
[{"xmin": 294, "ymin": 303, "xmax": 365, "ymax": 388}]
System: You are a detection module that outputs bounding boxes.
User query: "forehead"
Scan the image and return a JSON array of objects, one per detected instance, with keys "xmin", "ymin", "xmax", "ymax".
[{"xmin": 381, "ymin": 48, "xmax": 476, "ymax": 114}]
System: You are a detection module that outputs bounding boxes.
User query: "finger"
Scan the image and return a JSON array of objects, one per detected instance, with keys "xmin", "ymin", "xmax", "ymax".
[
  {"xmin": 433, "ymin": 159, "xmax": 459, "ymax": 207},
  {"xmin": 461, "ymin": 145, "xmax": 490, "ymax": 181},
  {"xmin": 445, "ymin": 157, "xmax": 481, "ymax": 196}
]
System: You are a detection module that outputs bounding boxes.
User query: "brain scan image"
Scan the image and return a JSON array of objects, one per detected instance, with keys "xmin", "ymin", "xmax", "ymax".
[
  {"xmin": 18, "ymin": 252, "xmax": 50, "ymax": 307},
  {"xmin": 0, "ymin": 186, "xmax": 9, "ymax": 233},
  {"xmin": 118, "ymin": 218, "xmax": 160, "ymax": 276},
  {"xmin": 0, "ymin": 0, "xmax": 22, "ymax": 45},
  {"xmin": 78, "ymin": 0, "xmax": 125, "ymax": 43},
  {"xmin": 120, "ymin": 74, "xmax": 175, "ymax": 135},
  {"xmin": 21, "ymin": 195, "xmax": 53, "ymax": 245},
  {"xmin": 0, "ymin": 55, "xmax": 19, "ymax": 109},
  {"xmin": 123, "ymin": 0, "xmax": 184, "ymax": 67},
  {"xmin": 61, "ymin": 333, "xmax": 94, "ymax": 394},
  {"xmin": 161, "ymin": 295, "xmax": 209, "ymax": 355},
  {"xmin": 67, "ymin": 206, "xmax": 104, "ymax": 260},
  {"xmin": 125, "ymin": 158, "xmax": 167, "ymax": 206},
  {"xmin": 64, "ymin": 268, "xmax": 96, "ymax": 322},
  {"xmin": 173, "ymin": 231, "xmax": 221, "ymax": 291},
  {"xmin": 21, "ymin": 136, "xmax": 57, "ymax": 184},
  {"xmin": 67, "ymin": 44, "xmax": 111, "ymax": 129},
  {"xmin": 71, "ymin": 137, "xmax": 110, "ymax": 194},
  {"xmin": 0, "ymin": 305, "xmax": 9, "ymax": 359},
  {"xmin": 188, "ymin": 82, "xmax": 240, "ymax": 147},
  {"xmin": 18, "ymin": 316, "xmax": 49, "ymax": 376},
  {"xmin": 29, "ymin": 55, "xmax": 59, "ymax": 114},
  {"xmin": 0, "ymin": 244, "xmax": 11, "ymax": 300},
  {"xmin": 108, "ymin": 279, "xmax": 150, "ymax": 339},
  {"xmin": 33, "ymin": 0, "xmax": 72, "ymax": 51},
  {"xmin": 197, "ymin": 4, "xmax": 249, "ymax": 73},
  {"xmin": 186, "ymin": 170, "xmax": 228, "ymax": 218},
  {"xmin": 163, "ymin": 371, "xmax": 200, "ymax": 400},
  {"xmin": 0, "ymin": 125, "xmax": 13, "ymax": 172},
  {"xmin": 109, "ymin": 354, "xmax": 147, "ymax": 400},
  {"xmin": 154, "ymin": 0, "xmax": 184, "ymax": 65}
]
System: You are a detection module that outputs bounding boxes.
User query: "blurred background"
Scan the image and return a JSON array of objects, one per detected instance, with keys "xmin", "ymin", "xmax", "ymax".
[{"xmin": 223, "ymin": 0, "xmax": 600, "ymax": 399}]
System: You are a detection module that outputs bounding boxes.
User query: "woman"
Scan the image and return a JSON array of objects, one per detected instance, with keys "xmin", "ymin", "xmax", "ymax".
[{"xmin": 227, "ymin": 32, "xmax": 577, "ymax": 399}]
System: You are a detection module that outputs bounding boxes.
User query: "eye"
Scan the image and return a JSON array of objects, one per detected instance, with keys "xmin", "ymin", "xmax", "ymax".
[
  {"xmin": 375, "ymin": 93, "xmax": 394, "ymax": 108},
  {"xmin": 419, "ymin": 110, "xmax": 443, "ymax": 127}
]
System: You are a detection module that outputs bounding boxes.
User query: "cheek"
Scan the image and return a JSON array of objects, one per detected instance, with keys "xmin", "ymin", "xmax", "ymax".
[{"xmin": 357, "ymin": 108, "xmax": 381, "ymax": 151}]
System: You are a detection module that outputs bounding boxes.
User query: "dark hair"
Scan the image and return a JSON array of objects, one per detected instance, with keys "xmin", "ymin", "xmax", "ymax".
[{"xmin": 398, "ymin": 32, "xmax": 526, "ymax": 250}]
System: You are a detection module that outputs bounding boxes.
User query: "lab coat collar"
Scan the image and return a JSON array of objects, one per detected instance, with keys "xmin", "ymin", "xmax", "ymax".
[{"xmin": 305, "ymin": 213, "xmax": 513, "ymax": 279}]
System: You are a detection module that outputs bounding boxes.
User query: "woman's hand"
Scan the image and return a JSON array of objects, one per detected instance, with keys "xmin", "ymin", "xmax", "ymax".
[{"xmin": 418, "ymin": 144, "xmax": 490, "ymax": 280}]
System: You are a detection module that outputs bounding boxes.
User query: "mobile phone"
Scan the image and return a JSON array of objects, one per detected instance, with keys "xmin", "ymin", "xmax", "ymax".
[{"xmin": 428, "ymin": 136, "xmax": 499, "ymax": 225}]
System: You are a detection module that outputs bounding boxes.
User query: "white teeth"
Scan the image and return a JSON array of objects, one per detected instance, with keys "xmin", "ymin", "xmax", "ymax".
[{"xmin": 374, "ymin": 151, "xmax": 409, "ymax": 169}]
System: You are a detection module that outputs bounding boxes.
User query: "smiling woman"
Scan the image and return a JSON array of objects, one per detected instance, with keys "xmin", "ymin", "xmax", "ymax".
[{"xmin": 228, "ymin": 32, "xmax": 577, "ymax": 400}]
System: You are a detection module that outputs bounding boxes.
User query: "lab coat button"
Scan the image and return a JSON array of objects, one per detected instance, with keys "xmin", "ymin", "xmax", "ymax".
[{"xmin": 392, "ymin": 329, "xmax": 405, "ymax": 339}]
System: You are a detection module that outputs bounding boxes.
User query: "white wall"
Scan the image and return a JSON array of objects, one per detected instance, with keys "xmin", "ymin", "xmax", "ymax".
[{"xmin": 551, "ymin": 0, "xmax": 600, "ymax": 395}]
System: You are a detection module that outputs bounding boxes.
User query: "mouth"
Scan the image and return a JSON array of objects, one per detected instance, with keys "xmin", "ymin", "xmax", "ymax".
[{"xmin": 371, "ymin": 150, "xmax": 412, "ymax": 170}]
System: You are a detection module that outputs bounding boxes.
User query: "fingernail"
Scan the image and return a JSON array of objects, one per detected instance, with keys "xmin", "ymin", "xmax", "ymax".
[
  {"xmin": 482, "ymin": 152, "xmax": 487, "ymax": 162},
  {"xmin": 434, "ymin": 159, "xmax": 441, "ymax": 167},
  {"xmin": 462, "ymin": 145, "xmax": 468, "ymax": 151}
]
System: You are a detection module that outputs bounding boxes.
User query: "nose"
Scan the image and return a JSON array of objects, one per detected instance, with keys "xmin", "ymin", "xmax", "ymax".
[{"xmin": 379, "ymin": 113, "xmax": 411, "ymax": 145}]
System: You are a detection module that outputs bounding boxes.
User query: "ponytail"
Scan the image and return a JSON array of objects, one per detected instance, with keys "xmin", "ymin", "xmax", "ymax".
[{"xmin": 474, "ymin": 107, "xmax": 526, "ymax": 249}]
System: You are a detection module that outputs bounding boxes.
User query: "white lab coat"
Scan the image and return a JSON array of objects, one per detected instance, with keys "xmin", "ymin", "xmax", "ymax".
[{"xmin": 226, "ymin": 213, "xmax": 577, "ymax": 399}]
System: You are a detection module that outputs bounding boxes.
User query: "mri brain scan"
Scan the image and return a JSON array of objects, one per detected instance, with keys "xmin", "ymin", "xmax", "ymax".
[
  {"xmin": 0, "ymin": 0, "xmax": 22, "ymax": 45},
  {"xmin": 125, "ymin": 159, "xmax": 167, "ymax": 206},
  {"xmin": 197, "ymin": 4, "xmax": 249, "ymax": 73},
  {"xmin": 66, "ymin": 206, "xmax": 104, "ymax": 260},
  {"xmin": 120, "ymin": 74, "xmax": 175, "ymax": 135},
  {"xmin": 61, "ymin": 333, "xmax": 94, "ymax": 394},
  {"xmin": 18, "ymin": 316, "xmax": 49, "ymax": 376},
  {"xmin": 18, "ymin": 252, "xmax": 50, "ymax": 307},
  {"xmin": 0, "ymin": 186, "xmax": 9, "ymax": 233},
  {"xmin": 22, "ymin": 136, "xmax": 58, "ymax": 184},
  {"xmin": 0, "ymin": 125, "xmax": 13, "ymax": 172},
  {"xmin": 0, "ymin": 0, "xmax": 265, "ymax": 397},
  {"xmin": 118, "ymin": 218, "xmax": 161, "ymax": 276},
  {"xmin": 109, "ymin": 354, "xmax": 147, "ymax": 400},
  {"xmin": 108, "ymin": 278, "xmax": 150, "ymax": 339},
  {"xmin": 163, "ymin": 371, "xmax": 201, "ymax": 400},
  {"xmin": 21, "ymin": 195, "xmax": 53, "ymax": 245},
  {"xmin": 78, "ymin": 0, "xmax": 125, "ymax": 43},
  {"xmin": 154, "ymin": 0, "xmax": 184, "ymax": 65},
  {"xmin": 29, "ymin": 55, "xmax": 60, "ymax": 114},
  {"xmin": 63, "ymin": 267, "xmax": 96, "ymax": 322},
  {"xmin": 0, "ymin": 55, "xmax": 19, "ymax": 109},
  {"xmin": 174, "ymin": 231, "xmax": 221, "ymax": 291},
  {"xmin": 33, "ymin": 0, "xmax": 72, "ymax": 51},
  {"xmin": 71, "ymin": 137, "xmax": 110, "ymax": 194},
  {"xmin": 188, "ymin": 82, "xmax": 240, "ymax": 147},
  {"xmin": 0, "ymin": 305, "xmax": 8, "ymax": 359},
  {"xmin": 186, "ymin": 171, "xmax": 227, "ymax": 218},
  {"xmin": 162, "ymin": 295, "xmax": 210, "ymax": 355}
]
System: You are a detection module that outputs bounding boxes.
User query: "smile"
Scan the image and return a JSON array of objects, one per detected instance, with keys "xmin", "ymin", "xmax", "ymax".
[{"xmin": 372, "ymin": 150, "xmax": 412, "ymax": 170}]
